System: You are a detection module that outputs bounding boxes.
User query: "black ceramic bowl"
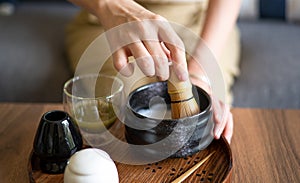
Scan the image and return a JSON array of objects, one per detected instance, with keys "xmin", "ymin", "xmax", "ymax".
[{"xmin": 125, "ymin": 81, "xmax": 213, "ymax": 158}]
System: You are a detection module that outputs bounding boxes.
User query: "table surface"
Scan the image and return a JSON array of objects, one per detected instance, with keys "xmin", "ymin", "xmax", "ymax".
[{"xmin": 0, "ymin": 103, "xmax": 299, "ymax": 183}]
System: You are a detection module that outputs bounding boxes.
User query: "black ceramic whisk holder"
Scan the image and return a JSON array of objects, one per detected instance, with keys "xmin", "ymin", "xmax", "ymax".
[{"xmin": 33, "ymin": 110, "xmax": 83, "ymax": 174}]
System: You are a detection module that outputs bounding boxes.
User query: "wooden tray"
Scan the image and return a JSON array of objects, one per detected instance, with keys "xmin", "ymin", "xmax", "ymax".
[{"xmin": 28, "ymin": 136, "xmax": 232, "ymax": 183}]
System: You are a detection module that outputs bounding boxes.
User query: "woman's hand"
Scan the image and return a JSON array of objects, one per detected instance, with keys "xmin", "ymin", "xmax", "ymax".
[
  {"xmin": 68, "ymin": 0, "xmax": 188, "ymax": 81},
  {"xmin": 211, "ymin": 98, "xmax": 233, "ymax": 143},
  {"xmin": 187, "ymin": 0, "xmax": 239, "ymax": 143},
  {"xmin": 188, "ymin": 57, "xmax": 233, "ymax": 144},
  {"xmin": 190, "ymin": 74, "xmax": 233, "ymax": 143}
]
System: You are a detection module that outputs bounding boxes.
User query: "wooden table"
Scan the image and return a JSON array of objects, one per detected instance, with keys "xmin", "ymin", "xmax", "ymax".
[{"xmin": 0, "ymin": 103, "xmax": 299, "ymax": 182}]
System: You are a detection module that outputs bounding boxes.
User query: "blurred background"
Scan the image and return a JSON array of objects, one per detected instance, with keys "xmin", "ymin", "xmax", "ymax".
[{"xmin": 0, "ymin": 0, "xmax": 299, "ymax": 109}]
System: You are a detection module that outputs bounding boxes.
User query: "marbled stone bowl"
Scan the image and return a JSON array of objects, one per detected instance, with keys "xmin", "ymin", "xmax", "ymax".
[{"xmin": 124, "ymin": 81, "xmax": 213, "ymax": 158}]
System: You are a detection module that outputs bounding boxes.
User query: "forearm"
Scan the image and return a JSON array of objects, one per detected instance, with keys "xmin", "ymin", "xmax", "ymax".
[
  {"xmin": 200, "ymin": 0, "xmax": 241, "ymax": 58},
  {"xmin": 67, "ymin": 0, "xmax": 155, "ymax": 29},
  {"xmin": 188, "ymin": 0, "xmax": 241, "ymax": 89},
  {"xmin": 67, "ymin": 0, "xmax": 106, "ymax": 15}
]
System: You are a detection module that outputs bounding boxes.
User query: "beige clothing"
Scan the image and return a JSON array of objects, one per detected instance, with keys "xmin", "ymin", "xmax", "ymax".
[{"xmin": 65, "ymin": 1, "xmax": 240, "ymax": 104}]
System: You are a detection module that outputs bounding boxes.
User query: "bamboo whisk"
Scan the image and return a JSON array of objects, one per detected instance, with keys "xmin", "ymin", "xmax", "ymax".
[{"xmin": 167, "ymin": 68, "xmax": 200, "ymax": 119}]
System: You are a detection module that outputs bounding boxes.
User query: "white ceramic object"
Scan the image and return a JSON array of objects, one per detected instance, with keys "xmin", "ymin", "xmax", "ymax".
[{"xmin": 64, "ymin": 148, "xmax": 119, "ymax": 183}]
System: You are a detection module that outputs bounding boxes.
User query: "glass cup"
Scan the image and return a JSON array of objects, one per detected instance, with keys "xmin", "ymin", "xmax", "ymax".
[{"xmin": 63, "ymin": 74, "xmax": 124, "ymax": 147}]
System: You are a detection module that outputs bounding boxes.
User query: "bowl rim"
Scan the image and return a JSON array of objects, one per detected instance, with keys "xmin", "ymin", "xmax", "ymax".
[
  {"xmin": 63, "ymin": 73, "xmax": 124, "ymax": 101},
  {"xmin": 127, "ymin": 81, "xmax": 212, "ymax": 121}
]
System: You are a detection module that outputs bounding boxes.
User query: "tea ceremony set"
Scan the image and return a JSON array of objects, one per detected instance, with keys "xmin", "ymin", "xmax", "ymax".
[{"xmin": 0, "ymin": 74, "xmax": 298, "ymax": 182}]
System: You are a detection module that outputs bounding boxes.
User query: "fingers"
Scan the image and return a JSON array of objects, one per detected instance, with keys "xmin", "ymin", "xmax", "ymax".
[
  {"xmin": 114, "ymin": 41, "xmax": 170, "ymax": 80},
  {"xmin": 213, "ymin": 108, "xmax": 228, "ymax": 139},
  {"xmin": 128, "ymin": 42, "xmax": 155, "ymax": 77},
  {"xmin": 158, "ymin": 22, "xmax": 188, "ymax": 81},
  {"xmin": 110, "ymin": 20, "xmax": 187, "ymax": 80},
  {"xmin": 164, "ymin": 42, "xmax": 188, "ymax": 81},
  {"xmin": 112, "ymin": 48, "xmax": 134, "ymax": 76},
  {"xmin": 212, "ymin": 98, "xmax": 232, "ymax": 140},
  {"xmin": 143, "ymin": 41, "xmax": 169, "ymax": 80},
  {"xmin": 223, "ymin": 112, "xmax": 233, "ymax": 143}
]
